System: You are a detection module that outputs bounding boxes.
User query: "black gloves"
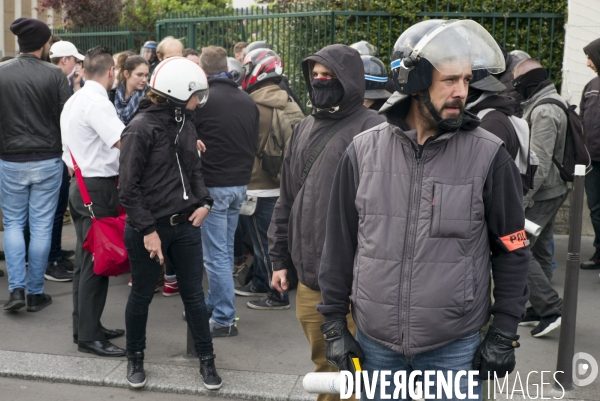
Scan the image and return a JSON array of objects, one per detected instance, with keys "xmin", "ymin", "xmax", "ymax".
[
  {"xmin": 473, "ymin": 326, "xmax": 520, "ymax": 380},
  {"xmin": 320, "ymin": 319, "xmax": 365, "ymax": 373}
]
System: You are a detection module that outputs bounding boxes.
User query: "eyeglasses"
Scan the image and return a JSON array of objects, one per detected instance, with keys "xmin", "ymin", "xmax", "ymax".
[{"xmin": 511, "ymin": 77, "xmax": 523, "ymax": 89}]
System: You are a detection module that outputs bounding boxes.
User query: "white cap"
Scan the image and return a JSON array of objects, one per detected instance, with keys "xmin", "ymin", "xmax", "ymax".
[{"xmin": 50, "ymin": 41, "xmax": 85, "ymax": 61}]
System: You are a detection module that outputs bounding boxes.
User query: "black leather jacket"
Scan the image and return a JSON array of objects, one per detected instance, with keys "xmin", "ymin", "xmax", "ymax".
[
  {"xmin": 118, "ymin": 98, "xmax": 213, "ymax": 235},
  {"xmin": 0, "ymin": 54, "xmax": 71, "ymax": 157}
]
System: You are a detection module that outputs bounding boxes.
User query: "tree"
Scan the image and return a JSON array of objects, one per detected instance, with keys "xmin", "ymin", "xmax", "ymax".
[
  {"xmin": 122, "ymin": 0, "xmax": 228, "ymax": 33},
  {"xmin": 39, "ymin": 0, "xmax": 123, "ymax": 28}
]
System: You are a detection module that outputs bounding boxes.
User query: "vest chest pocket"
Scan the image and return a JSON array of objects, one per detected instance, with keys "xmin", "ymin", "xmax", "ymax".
[{"xmin": 430, "ymin": 182, "xmax": 473, "ymax": 239}]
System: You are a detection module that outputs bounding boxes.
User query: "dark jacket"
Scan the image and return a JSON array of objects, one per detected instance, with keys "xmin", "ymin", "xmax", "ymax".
[
  {"xmin": 0, "ymin": 54, "xmax": 71, "ymax": 159},
  {"xmin": 466, "ymin": 92, "xmax": 520, "ymax": 159},
  {"xmin": 317, "ymin": 110, "xmax": 530, "ymax": 354},
  {"xmin": 119, "ymin": 98, "xmax": 213, "ymax": 235},
  {"xmin": 268, "ymin": 44, "xmax": 385, "ymax": 291},
  {"xmin": 581, "ymin": 39, "xmax": 600, "ymax": 161},
  {"xmin": 193, "ymin": 77, "xmax": 259, "ymax": 187}
]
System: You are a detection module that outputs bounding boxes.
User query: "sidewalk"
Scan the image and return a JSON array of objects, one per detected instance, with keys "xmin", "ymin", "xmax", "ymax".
[{"xmin": 0, "ymin": 224, "xmax": 598, "ymax": 400}]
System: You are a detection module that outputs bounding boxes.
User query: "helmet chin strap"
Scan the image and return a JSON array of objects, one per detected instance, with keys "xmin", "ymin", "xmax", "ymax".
[{"xmin": 412, "ymin": 91, "xmax": 463, "ymax": 132}]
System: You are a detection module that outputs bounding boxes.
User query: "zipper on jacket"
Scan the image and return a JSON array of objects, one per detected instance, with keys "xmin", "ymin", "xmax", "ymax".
[{"xmin": 399, "ymin": 138, "xmax": 429, "ymax": 354}]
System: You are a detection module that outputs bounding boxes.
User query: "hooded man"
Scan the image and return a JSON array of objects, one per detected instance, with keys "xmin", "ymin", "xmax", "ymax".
[
  {"xmin": 269, "ymin": 44, "xmax": 385, "ymax": 401},
  {"xmin": 317, "ymin": 20, "xmax": 530, "ymax": 399},
  {"xmin": 580, "ymin": 38, "xmax": 600, "ymax": 270},
  {"xmin": 513, "ymin": 58, "xmax": 566, "ymax": 338}
]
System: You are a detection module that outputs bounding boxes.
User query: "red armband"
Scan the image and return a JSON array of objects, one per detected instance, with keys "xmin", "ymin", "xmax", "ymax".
[{"xmin": 499, "ymin": 230, "xmax": 530, "ymax": 252}]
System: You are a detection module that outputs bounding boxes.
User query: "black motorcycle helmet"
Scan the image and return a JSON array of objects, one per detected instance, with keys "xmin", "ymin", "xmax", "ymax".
[
  {"xmin": 362, "ymin": 55, "xmax": 391, "ymax": 100},
  {"xmin": 350, "ymin": 40, "xmax": 378, "ymax": 56},
  {"xmin": 243, "ymin": 40, "xmax": 272, "ymax": 57}
]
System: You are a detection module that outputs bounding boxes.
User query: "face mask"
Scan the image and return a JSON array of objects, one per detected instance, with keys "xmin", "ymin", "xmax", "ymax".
[{"xmin": 311, "ymin": 78, "xmax": 344, "ymax": 110}]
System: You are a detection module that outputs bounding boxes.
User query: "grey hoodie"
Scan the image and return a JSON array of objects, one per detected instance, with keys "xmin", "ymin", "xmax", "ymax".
[{"xmin": 268, "ymin": 44, "xmax": 385, "ymax": 290}]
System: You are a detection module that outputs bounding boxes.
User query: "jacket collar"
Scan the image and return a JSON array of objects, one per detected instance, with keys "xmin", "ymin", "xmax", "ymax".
[{"xmin": 521, "ymin": 83, "xmax": 556, "ymax": 108}]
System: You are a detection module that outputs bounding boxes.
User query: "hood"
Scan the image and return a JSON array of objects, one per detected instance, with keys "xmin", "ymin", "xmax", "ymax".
[
  {"xmin": 584, "ymin": 38, "xmax": 600, "ymax": 75},
  {"xmin": 380, "ymin": 91, "xmax": 481, "ymax": 133},
  {"xmin": 302, "ymin": 44, "xmax": 365, "ymax": 119},
  {"xmin": 249, "ymin": 84, "xmax": 289, "ymax": 110},
  {"xmin": 466, "ymin": 92, "xmax": 518, "ymax": 116}
]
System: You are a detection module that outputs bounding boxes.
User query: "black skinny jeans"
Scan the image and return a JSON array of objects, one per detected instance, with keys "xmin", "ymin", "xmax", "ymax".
[{"xmin": 124, "ymin": 221, "xmax": 213, "ymax": 357}]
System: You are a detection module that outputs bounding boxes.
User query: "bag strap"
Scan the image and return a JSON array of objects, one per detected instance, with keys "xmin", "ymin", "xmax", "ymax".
[
  {"xmin": 298, "ymin": 112, "xmax": 360, "ymax": 188},
  {"xmin": 70, "ymin": 152, "xmax": 96, "ymax": 219},
  {"xmin": 531, "ymin": 97, "xmax": 570, "ymax": 173}
]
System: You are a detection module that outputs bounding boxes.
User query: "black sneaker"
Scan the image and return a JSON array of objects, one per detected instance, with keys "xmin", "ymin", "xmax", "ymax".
[
  {"xmin": 26, "ymin": 293, "xmax": 52, "ymax": 312},
  {"xmin": 518, "ymin": 308, "xmax": 540, "ymax": 327},
  {"xmin": 45, "ymin": 261, "xmax": 73, "ymax": 282},
  {"xmin": 247, "ymin": 292, "xmax": 291, "ymax": 310},
  {"xmin": 3, "ymin": 288, "xmax": 26, "ymax": 311},
  {"xmin": 58, "ymin": 258, "xmax": 75, "ymax": 274},
  {"xmin": 200, "ymin": 354, "xmax": 222, "ymax": 390},
  {"xmin": 531, "ymin": 314, "xmax": 561, "ymax": 337},
  {"xmin": 581, "ymin": 249, "xmax": 600, "ymax": 269},
  {"xmin": 234, "ymin": 283, "xmax": 267, "ymax": 297},
  {"xmin": 209, "ymin": 318, "xmax": 238, "ymax": 337},
  {"xmin": 126, "ymin": 351, "xmax": 146, "ymax": 388},
  {"xmin": 61, "ymin": 250, "xmax": 76, "ymax": 260}
]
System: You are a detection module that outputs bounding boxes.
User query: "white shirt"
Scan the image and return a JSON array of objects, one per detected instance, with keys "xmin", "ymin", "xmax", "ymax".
[
  {"xmin": 247, "ymin": 189, "xmax": 280, "ymax": 198},
  {"xmin": 61, "ymin": 80, "xmax": 124, "ymax": 177}
]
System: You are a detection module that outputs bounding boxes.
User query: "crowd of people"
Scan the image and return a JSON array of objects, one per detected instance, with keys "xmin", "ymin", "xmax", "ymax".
[{"xmin": 0, "ymin": 14, "xmax": 599, "ymax": 401}]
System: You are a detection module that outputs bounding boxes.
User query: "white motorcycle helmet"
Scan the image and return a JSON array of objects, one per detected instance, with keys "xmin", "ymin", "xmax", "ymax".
[{"xmin": 149, "ymin": 57, "xmax": 209, "ymax": 109}]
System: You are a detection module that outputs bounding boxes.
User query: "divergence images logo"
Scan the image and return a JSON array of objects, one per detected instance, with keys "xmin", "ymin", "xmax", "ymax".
[{"xmin": 573, "ymin": 352, "xmax": 598, "ymax": 387}]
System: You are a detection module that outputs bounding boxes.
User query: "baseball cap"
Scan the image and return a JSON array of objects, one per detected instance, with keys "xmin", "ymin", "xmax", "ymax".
[{"xmin": 50, "ymin": 41, "xmax": 85, "ymax": 61}]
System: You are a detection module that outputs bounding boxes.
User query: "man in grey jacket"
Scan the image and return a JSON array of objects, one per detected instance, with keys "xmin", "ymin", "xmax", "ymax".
[
  {"xmin": 317, "ymin": 20, "xmax": 530, "ymax": 400},
  {"xmin": 513, "ymin": 58, "xmax": 565, "ymax": 337}
]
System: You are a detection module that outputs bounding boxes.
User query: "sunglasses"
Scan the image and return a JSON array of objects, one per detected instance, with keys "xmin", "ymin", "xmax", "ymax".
[{"xmin": 511, "ymin": 77, "xmax": 523, "ymax": 89}]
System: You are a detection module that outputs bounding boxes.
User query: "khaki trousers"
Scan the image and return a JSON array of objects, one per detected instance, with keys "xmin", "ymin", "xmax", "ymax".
[{"xmin": 296, "ymin": 282, "xmax": 357, "ymax": 401}]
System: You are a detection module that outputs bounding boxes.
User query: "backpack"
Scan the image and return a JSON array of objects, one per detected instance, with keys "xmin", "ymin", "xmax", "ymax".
[
  {"xmin": 532, "ymin": 98, "xmax": 592, "ymax": 182},
  {"xmin": 258, "ymin": 96, "xmax": 305, "ymax": 185},
  {"xmin": 477, "ymin": 109, "xmax": 539, "ymax": 195}
]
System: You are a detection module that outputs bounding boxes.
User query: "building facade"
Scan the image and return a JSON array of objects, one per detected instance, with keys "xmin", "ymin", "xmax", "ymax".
[{"xmin": 1, "ymin": 0, "xmax": 60, "ymax": 57}]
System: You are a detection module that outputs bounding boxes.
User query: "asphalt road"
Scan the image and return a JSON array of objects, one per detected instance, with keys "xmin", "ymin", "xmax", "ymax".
[{"xmin": 0, "ymin": 376, "xmax": 244, "ymax": 401}]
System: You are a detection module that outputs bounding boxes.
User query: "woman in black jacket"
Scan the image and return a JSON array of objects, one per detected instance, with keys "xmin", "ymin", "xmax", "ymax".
[{"xmin": 118, "ymin": 57, "xmax": 221, "ymax": 390}]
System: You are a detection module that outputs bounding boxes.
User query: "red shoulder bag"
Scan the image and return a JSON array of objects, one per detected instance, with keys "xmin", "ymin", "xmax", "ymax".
[{"xmin": 71, "ymin": 153, "xmax": 130, "ymax": 277}]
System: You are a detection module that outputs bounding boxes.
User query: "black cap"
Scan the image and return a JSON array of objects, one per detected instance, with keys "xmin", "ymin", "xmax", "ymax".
[{"xmin": 10, "ymin": 18, "xmax": 51, "ymax": 53}]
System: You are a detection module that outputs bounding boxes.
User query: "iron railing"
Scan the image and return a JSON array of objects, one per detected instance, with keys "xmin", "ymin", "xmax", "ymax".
[
  {"xmin": 155, "ymin": 1, "xmax": 565, "ymax": 108},
  {"xmin": 52, "ymin": 26, "xmax": 154, "ymax": 54}
]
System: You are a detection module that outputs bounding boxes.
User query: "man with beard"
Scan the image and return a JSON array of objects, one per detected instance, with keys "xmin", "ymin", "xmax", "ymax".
[
  {"xmin": 317, "ymin": 20, "xmax": 529, "ymax": 400},
  {"xmin": 269, "ymin": 44, "xmax": 384, "ymax": 401},
  {"xmin": 580, "ymin": 38, "xmax": 600, "ymax": 270},
  {"xmin": 0, "ymin": 18, "xmax": 71, "ymax": 312},
  {"xmin": 513, "ymin": 58, "xmax": 566, "ymax": 338}
]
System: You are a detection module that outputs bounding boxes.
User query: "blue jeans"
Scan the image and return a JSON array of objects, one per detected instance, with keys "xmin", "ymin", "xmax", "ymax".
[
  {"xmin": 357, "ymin": 329, "xmax": 482, "ymax": 401},
  {"xmin": 243, "ymin": 196, "xmax": 288, "ymax": 301},
  {"xmin": 1, "ymin": 158, "xmax": 63, "ymax": 294},
  {"xmin": 202, "ymin": 185, "xmax": 246, "ymax": 326}
]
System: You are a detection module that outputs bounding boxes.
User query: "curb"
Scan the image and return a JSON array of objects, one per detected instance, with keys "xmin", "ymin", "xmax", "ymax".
[{"xmin": 0, "ymin": 350, "xmax": 313, "ymax": 401}]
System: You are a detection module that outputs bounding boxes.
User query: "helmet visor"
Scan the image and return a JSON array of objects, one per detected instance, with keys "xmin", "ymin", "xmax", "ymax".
[
  {"xmin": 408, "ymin": 20, "xmax": 505, "ymax": 75},
  {"xmin": 193, "ymin": 88, "xmax": 209, "ymax": 108}
]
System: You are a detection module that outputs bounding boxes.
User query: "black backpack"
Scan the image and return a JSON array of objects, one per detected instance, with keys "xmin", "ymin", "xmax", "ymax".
[{"xmin": 533, "ymin": 98, "xmax": 591, "ymax": 182}]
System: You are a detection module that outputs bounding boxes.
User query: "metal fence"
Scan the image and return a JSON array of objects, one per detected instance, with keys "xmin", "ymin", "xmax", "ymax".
[
  {"xmin": 156, "ymin": 1, "xmax": 565, "ymax": 108},
  {"xmin": 52, "ymin": 26, "xmax": 154, "ymax": 54}
]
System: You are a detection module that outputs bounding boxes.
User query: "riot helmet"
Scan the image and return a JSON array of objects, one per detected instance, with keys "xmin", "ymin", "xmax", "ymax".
[
  {"xmin": 390, "ymin": 19, "xmax": 505, "ymax": 131},
  {"xmin": 227, "ymin": 57, "xmax": 244, "ymax": 87},
  {"xmin": 350, "ymin": 40, "xmax": 378, "ymax": 56},
  {"xmin": 361, "ymin": 55, "xmax": 391, "ymax": 100},
  {"xmin": 141, "ymin": 40, "xmax": 158, "ymax": 62}
]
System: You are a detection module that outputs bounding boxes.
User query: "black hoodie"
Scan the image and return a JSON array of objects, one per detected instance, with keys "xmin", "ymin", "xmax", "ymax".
[
  {"xmin": 466, "ymin": 92, "xmax": 520, "ymax": 160},
  {"xmin": 268, "ymin": 44, "xmax": 385, "ymax": 291},
  {"xmin": 581, "ymin": 39, "xmax": 600, "ymax": 161}
]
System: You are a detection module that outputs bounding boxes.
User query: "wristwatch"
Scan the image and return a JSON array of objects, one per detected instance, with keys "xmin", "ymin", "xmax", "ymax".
[{"xmin": 201, "ymin": 204, "xmax": 212, "ymax": 214}]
